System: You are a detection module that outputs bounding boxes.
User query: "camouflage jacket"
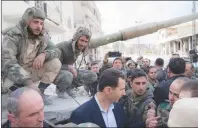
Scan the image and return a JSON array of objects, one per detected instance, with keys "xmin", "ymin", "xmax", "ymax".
[
  {"xmin": 2, "ymin": 7, "xmax": 60, "ymax": 86},
  {"xmin": 157, "ymin": 100, "xmax": 172, "ymax": 128},
  {"xmin": 57, "ymin": 27, "xmax": 91, "ymax": 70},
  {"xmin": 119, "ymin": 89, "xmax": 155, "ymax": 125},
  {"xmin": 147, "ymin": 80, "xmax": 159, "ymax": 92}
]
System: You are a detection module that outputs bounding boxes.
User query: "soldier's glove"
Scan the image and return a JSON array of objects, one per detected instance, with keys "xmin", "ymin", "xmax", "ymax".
[{"xmin": 33, "ymin": 52, "xmax": 46, "ymax": 70}]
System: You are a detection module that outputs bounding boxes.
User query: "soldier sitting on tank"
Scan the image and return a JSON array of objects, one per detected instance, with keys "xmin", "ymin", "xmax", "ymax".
[
  {"xmin": 145, "ymin": 66, "xmax": 160, "ymax": 93},
  {"xmin": 147, "ymin": 77, "xmax": 190, "ymax": 128},
  {"xmin": 2, "ymin": 87, "xmax": 53, "ymax": 128},
  {"xmin": 56, "ymin": 27, "xmax": 97, "ymax": 97},
  {"xmin": 119, "ymin": 69, "xmax": 156, "ymax": 126},
  {"xmin": 1, "ymin": 7, "xmax": 66, "ymax": 105}
]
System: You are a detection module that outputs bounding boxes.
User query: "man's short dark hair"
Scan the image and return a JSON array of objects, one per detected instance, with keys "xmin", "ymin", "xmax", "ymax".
[
  {"xmin": 168, "ymin": 58, "xmax": 185, "ymax": 74},
  {"xmin": 91, "ymin": 62, "xmax": 99, "ymax": 67},
  {"xmin": 112, "ymin": 57, "xmax": 122, "ymax": 64},
  {"xmin": 98, "ymin": 68, "xmax": 125, "ymax": 91},
  {"xmin": 130, "ymin": 69, "xmax": 147, "ymax": 82},
  {"xmin": 146, "ymin": 66, "xmax": 156, "ymax": 74},
  {"xmin": 180, "ymin": 80, "xmax": 198, "ymax": 97},
  {"xmin": 155, "ymin": 58, "xmax": 164, "ymax": 67}
]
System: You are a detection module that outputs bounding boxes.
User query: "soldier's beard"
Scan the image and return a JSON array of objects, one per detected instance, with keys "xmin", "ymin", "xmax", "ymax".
[{"xmin": 27, "ymin": 26, "xmax": 41, "ymax": 38}]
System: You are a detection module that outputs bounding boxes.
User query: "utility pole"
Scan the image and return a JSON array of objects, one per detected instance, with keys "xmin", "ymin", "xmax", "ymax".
[
  {"xmin": 135, "ymin": 21, "xmax": 142, "ymax": 56},
  {"xmin": 192, "ymin": 1, "xmax": 196, "ymax": 50}
]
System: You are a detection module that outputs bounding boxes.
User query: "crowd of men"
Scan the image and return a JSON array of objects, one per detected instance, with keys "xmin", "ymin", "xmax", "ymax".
[{"xmin": 1, "ymin": 7, "xmax": 198, "ymax": 127}]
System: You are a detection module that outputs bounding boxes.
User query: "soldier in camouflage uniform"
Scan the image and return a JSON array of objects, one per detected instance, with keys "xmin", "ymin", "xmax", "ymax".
[
  {"xmin": 156, "ymin": 77, "xmax": 190, "ymax": 127},
  {"xmin": 56, "ymin": 27, "xmax": 97, "ymax": 97},
  {"xmin": 146, "ymin": 66, "xmax": 160, "ymax": 92},
  {"xmin": 1, "ymin": 7, "xmax": 69, "ymax": 105},
  {"xmin": 119, "ymin": 69, "xmax": 155, "ymax": 126}
]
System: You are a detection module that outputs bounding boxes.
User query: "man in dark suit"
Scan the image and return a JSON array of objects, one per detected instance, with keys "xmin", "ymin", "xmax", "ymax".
[
  {"xmin": 70, "ymin": 68, "xmax": 126, "ymax": 127},
  {"xmin": 154, "ymin": 58, "xmax": 186, "ymax": 106}
]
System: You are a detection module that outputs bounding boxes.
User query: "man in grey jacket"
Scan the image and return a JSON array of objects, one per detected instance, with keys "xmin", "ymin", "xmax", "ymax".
[
  {"xmin": 1, "ymin": 7, "xmax": 64, "ymax": 105},
  {"xmin": 56, "ymin": 27, "xmax": 97, "ymax": 97}
]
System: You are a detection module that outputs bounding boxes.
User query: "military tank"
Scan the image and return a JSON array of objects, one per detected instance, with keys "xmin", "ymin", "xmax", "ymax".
[
  {"xmin": 89, "ymin": 12, "xmax": 198, "ymax": 49},
  {"xmin": 2, "ymin": 13, "xmax": 198, "ymax": 127}
]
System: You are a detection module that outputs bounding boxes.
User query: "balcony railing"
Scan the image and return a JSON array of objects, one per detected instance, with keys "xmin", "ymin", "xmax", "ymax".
[{"xmin": 35, "ymin": 1, "xmax": 62, "ymax": 26}]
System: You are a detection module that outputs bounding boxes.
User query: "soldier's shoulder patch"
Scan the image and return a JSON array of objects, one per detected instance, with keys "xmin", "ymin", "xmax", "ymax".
[{"xmin": 159, "ymin": 101, "xmax": 169, "ymax": 109}]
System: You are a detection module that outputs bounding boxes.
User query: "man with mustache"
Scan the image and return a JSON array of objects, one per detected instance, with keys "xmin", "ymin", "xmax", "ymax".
[
  {"xmin": 1, "ymin": 7, "xmax": 66, "ymax": 105},
  {"xmin": 56, "ymin": 27, "xmax": 97, "ymax": 97},
  {"xmin": 119, "ymin": 69, "xmax": 155, "ymax": 126},
  {"xmin": 146, "ymin": 77, "xmax": 190, "ymax": 128}
]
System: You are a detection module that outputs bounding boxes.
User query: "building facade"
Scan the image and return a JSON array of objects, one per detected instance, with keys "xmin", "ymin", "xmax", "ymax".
[
  {"xmin": 158, "ymin": 20, "xmax": 198, "ymax": 57},
  {"xmin": 72, "ymin": 1, "xmax": 102, "ymax": 63}
]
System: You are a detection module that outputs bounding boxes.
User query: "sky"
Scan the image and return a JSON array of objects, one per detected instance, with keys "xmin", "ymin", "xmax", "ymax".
[{"xmin": 95, "ymin": 1, "xmax": 198, "ymax": 44}]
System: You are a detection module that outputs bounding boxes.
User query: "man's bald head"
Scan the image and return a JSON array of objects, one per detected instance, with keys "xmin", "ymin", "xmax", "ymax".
[
  {"xmin": 7, "ymin": 87, "xmax": 44, "ymax": 127},
  {"xmin": 169, "ymin": 77, "xmax": 190, "ymax": 106}
]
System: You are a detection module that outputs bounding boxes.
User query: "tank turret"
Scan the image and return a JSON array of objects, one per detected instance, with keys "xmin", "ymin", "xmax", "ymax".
[{"xmin": 89, "ymin": 13, "xmax": 198, "ymax": 49}]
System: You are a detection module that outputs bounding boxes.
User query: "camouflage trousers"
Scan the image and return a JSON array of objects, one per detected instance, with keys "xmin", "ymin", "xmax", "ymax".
[
  {"xmin": 2, "ymin": 58, "xmax": 61, "ymax": 89},
  {"xmin": 54, "ymin": 69, "xmax": 98, "ymax": 92}
]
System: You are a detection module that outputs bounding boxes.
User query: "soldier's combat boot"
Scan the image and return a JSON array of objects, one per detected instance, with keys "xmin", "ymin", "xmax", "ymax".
[
  {"xmin": 66, "ymin": 87, "xmax": 76, "ymax": 98},
  {"xmin": 56, "ymin": 88, "xmax": 69, "ymax": 99},
  {"xmin": 38, "ymin": 82, "xmax": 53, "ymax": 105}
]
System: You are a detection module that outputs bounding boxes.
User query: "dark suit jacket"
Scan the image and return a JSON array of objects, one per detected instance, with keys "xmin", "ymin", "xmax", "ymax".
[
  {"xmin": 154, "ymin": 75, "xmax": 185, "ymax": 106},
  {"xmin": 70, "ymin": 97, "xmax": 126, "ymax": 127}
]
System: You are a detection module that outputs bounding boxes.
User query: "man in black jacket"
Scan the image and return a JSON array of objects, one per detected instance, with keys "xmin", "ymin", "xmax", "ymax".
[
  {"xmin": 154, "ymin": 58, "xmax": 186, "ymax": 106},
  {"xmin": 155, "ymin": 58, "xmax": 166, "ymax": 82}
]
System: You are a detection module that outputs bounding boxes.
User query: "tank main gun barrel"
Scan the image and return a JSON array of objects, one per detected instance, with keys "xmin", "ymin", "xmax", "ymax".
[{"xmin": 89, "ymin": 13, "xmax": 198, "ymax": 49}]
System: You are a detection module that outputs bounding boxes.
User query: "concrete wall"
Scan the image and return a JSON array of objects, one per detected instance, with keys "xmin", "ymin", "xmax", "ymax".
[{"xmin": 157, "ymin": 20, "xmax": 198, "ymax": 56}]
